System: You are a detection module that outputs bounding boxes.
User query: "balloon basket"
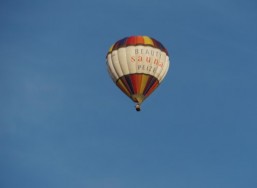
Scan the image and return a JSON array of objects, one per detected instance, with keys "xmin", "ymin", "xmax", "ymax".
[{"xmin": 135, "ymin": 104, "xmax": 141, "ymax": 111}]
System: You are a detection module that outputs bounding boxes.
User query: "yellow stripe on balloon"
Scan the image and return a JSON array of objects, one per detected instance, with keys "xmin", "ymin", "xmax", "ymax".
[
  {"xmin": 143, "ymin": 36, "xmax": 154, "ymax": 46},
  {"xmin": 139, "ymin": 74, "xmax": 149, "ymax": 94},
  {"xmin": 108, "ymin": 44, "xmax": 114, "ymax": 53}
]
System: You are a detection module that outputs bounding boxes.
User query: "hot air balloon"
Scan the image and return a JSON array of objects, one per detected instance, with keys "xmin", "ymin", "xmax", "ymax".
[{"xmin": 106, "ymin": 36, "xmax": 170, "ymax": 111}]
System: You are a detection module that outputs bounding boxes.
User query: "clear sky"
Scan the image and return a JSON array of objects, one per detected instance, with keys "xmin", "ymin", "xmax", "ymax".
[{"xmin": 1, "ymin": 0, "xmax": 257, "ymax": 188}]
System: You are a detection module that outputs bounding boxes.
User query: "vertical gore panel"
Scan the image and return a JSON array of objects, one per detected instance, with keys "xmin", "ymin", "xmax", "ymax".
[
  {"xmin": 117, "ymin": 48, "xmax": 129, "ymax": 75},
  {"xmin": 135, "ymin": 36, "xmax": 144, "ymax": 44},
  {"xmin": 126, "ymin": 36, "xmax": 137, "ymax": 45},
  {"xmin": 142, "ymin": 36, "xmax": 154, "ymax": 46},
  {"xmin": 116, "ymin": 79, "xmax": 130, "ymax": 97},
  {"xmin": 145, "ymin": 81, "xmax": 159, "ymax": 97},
  {"xmin": 118, "ymin": 38, "xmax": 127, "ymax": 47},
  {"xmin": 112, "ymin": 41, "xmax": 120, "ymax": 51},
  {"xmin": 125, "ymin": 75, "xmax": 135, "ymax": 94},
  {"xmin": 130, "ymin": 74, "xmax": 143, "ymax": 94},
  {"xmin": 139, "ymin": 74, "xmax": 150, "ymax": 94},
  {"xmin": 130, "ymin": 74, "xmax": 138, "ymax": 94},
  {"xmin": 136, "ymin": 74, "xmax": 143, "ymax": 93},
  {"xmin": 143, "ymin": 76, "xmax": 158, "ymax": 95},
  {"xmin": 120, "ymin": 77, "xmax": 133, "ymax": 95}
]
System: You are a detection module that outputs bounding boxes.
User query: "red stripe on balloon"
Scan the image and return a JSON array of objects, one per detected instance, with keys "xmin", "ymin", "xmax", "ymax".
[
  {"xmin": 130, "ymin": 74, "xmax": 143, "ymax": 94},
  {"xmin": 145, "ymin": 81, "xmax": 159, "ymax": 98}
]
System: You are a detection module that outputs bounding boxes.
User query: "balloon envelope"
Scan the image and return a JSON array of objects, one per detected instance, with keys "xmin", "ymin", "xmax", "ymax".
[{"xmin": 106, "ymin": 36, "xmax": 170, "ymax": 110}]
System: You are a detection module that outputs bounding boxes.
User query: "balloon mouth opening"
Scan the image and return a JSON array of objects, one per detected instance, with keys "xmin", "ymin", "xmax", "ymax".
[
  {"xmin": 132, "ymin": 94, "xmax": 144, "ymax": 112},
  {"xmin": 131, "ymin": 94, "xmax": 145, "ymax": 104}
]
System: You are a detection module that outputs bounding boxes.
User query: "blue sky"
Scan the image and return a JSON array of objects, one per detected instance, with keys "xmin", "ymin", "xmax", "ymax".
[{"xmin": 1, "ymin": 0, "xmax": 257, "ymax": 187}]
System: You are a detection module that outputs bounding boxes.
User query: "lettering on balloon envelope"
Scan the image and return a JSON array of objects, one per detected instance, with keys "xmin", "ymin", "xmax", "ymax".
[{"xmin": 129, "ymin": 47, "xmax": 166, "ymax": 74}]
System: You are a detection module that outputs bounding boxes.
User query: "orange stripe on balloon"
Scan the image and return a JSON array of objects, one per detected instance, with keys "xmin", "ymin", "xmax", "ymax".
[
  {"xmin": 130, "ymin": 74, "xmax": 144, "ymax": 94},
  {"xmin": 126, "ymin": 36, "xmax": 145, "ymax": 45},
  {"xmin": 136, "ymin": 74, "xmax": 143, "ymax": 94},
  {"xmin": 135, "ymin": 36, "xmax": 144, "ymax": 44}
]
